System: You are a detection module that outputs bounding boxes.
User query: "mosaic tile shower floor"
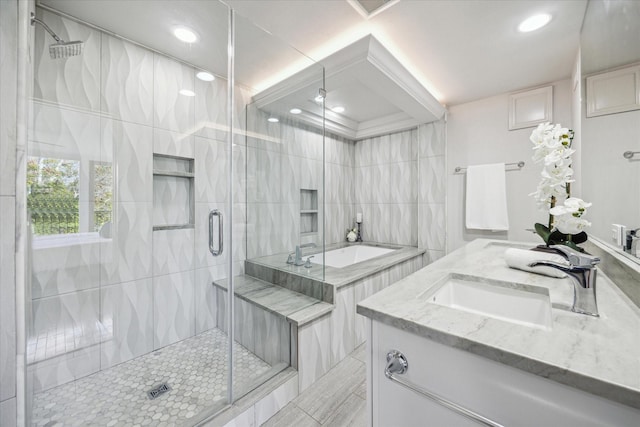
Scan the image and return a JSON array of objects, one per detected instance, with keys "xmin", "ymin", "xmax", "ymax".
[{"xmin": 31, "ymin": 328, "xmax": 273, "ymax": 426}]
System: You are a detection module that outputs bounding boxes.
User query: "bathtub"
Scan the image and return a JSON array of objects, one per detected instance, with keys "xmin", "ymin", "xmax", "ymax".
[{"xmin": 312, "ymin": 244, "xmax": 397, "ymax": 269}]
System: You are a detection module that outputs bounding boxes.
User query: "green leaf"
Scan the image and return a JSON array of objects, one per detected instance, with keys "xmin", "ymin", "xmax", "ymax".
[
  {"xmin": 571, "ymin": 232, "xmax": 588, "ymax": 244},
  {"xmin": 548, "ymin": 229, "xmax": 569, "ymax": 244},
  {"xmin": 534, "ymin": 223, "xmax": 551, "ymax": 244}
]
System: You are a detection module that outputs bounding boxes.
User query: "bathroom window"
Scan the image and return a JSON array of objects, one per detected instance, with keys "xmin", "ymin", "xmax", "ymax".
[{"xmin": 27, "ymin": 156, "xmax": 112, "ymax": 236}]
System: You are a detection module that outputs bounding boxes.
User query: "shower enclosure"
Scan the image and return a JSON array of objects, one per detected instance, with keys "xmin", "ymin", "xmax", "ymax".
[{"xmin": 24, "ymin": 0, "xmax": 324, "ymax": 424}]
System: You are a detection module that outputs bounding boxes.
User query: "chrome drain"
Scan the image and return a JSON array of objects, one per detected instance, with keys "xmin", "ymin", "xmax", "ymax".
[{"xmin": 147, "ymin": 383, "xmax": 171, "ymax": 400}]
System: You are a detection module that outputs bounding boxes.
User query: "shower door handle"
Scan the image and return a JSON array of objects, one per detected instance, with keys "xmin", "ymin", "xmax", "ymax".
[{"xmin": 209, "ymin": 209, "xmax": 223, "ymax": 256}]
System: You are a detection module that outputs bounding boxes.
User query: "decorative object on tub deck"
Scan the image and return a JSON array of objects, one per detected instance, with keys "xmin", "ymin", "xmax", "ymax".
[
  {"xmin": 465, "ymin": 163, "xmax": 509, "ymax": 231},
  {"xmin": 529, "ymin": 123, "xmax": 591, "ymax": 252},
  {"xmin": 356, "ymin": 212, "xmax": 363, "ymax": 242},
  {"xmin": 346, "ymin": 227, "xmax": 357, "ymax": 242}
]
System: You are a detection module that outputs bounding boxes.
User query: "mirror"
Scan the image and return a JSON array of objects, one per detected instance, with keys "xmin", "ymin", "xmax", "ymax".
[{"xmin": 580, "ymin": 0, "xmax": 640, "ymax": 260}]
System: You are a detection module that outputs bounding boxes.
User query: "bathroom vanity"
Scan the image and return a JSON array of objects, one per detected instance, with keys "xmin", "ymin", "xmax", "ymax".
[{"xmin": 357, "ymin": 239, "xmax": 640, "ymax": 426}]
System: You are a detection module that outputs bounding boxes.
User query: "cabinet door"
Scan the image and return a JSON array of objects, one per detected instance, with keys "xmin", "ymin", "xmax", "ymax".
[{"xmin": 371, "ymin": 321, "xmax": 640, "ymax": 427}]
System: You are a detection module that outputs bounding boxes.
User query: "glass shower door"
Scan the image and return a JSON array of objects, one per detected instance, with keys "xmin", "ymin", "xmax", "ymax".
[{"xmin": 26, "ymin": 1, "xmax": 235, "ymax": 425}]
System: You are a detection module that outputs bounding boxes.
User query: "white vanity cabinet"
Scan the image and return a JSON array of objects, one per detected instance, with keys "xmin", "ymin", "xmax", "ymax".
[{"xmin": 368, "ymin": 321, "xmax": 640, "ymax": 427}]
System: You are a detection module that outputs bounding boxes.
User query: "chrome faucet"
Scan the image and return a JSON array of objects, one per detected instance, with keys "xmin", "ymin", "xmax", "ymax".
[
  {"xmin": 529, "ymin": 245, "xmax": 600, "ymax": 317},
  {"xmin": 293, "ymin": 243, "xmax": 316, "ymax": 266}
]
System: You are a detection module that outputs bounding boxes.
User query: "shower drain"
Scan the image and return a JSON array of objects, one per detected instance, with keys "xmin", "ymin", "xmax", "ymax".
[{"xmin": 147, "ymin": 382, "xmax": 171, "ymax": 400}]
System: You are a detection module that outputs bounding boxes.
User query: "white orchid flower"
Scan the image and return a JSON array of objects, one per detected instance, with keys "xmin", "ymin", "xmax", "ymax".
[
  {"xmin": 553, "ymin": 216, "xmax": 591, "ymax": 235},
  {"xmin": 564, "ymin": 197, "xmax": 592, "ymax": 210}
]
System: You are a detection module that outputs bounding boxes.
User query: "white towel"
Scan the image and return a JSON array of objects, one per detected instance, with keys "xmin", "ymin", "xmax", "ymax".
[
  {"xmin": 465, "ymin": 163, "xmax": 509, "ymax": 231},
  {"xmin": 504, "ymin": 248, "xmax": 567, "ymax": 278}
]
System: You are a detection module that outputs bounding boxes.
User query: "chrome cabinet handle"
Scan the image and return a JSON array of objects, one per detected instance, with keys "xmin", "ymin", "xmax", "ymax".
[
  {"xmin": 209, "ymin": 209, "xmax": 223, "ymax": 256},
  {"xmin": 384, "ymin": 350, "xmax": 504, "ymax": 427}
]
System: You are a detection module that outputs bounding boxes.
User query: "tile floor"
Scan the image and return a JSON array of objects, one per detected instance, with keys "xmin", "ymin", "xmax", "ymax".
[
  {"xmin": 262, "ymin": 344, "xmax": 368, "ymax": 427},
  {"xmin": 31, "ymin": 328, "xmax": 279, "ymax": 426}
]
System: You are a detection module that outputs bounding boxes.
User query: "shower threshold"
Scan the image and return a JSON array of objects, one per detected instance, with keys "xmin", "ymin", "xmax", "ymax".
[{"xmin": 30, "ymin": 328, "xmax": 287, "ymax": 426}]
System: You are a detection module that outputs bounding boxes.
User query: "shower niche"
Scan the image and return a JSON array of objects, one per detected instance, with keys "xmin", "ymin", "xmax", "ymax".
[
  {"xmin": 300, "ymin": 188, "xmax": 318, "ymax": 235},
  {"xmin": 152, "ymin": 154, "xmax": 195, "ymax": 230}
]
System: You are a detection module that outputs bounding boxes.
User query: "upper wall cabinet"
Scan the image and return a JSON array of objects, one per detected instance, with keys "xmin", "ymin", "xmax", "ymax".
[
  {"xmin": 252, "ymin": 35, "xmax": 446, "ymax": 140},
  {"xmin": 586, "ymin": 63, "xmax": 640, "ymax": 117}
]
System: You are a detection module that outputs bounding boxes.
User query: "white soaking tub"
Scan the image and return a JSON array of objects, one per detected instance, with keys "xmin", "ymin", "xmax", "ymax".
[{"xmin": 312, "ymin": 244, "xmax": 397, "ymax": 269}]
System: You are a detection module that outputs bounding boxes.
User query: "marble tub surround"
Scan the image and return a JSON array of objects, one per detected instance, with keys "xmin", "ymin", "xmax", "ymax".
[
  {"xmin": 358, "ymin": 239, "xmax": 640, "ymax": 409},
  {"xmin": 213, "ymin": 275, "xmax": 333, "ymax": 327},
  {"xmin": 245, "ymin": 242, "xmax": 425, "ymax": 302}
]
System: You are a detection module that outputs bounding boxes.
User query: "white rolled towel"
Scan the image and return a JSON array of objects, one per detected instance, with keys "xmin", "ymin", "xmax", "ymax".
[{"xmin": 504, "ymin": 248, "xmax": 568, "ymax": 278}]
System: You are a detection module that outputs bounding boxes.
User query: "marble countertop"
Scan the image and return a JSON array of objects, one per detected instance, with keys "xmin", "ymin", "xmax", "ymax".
[
  {"xmin": 357, "ymin": 239, "xmax": 640, "ymax": 409},
  {"xmin": 248, "ymin": 241, "xmax": 425, "ymax": 289}
]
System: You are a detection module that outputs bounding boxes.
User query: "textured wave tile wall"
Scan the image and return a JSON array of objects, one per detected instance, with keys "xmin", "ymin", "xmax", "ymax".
[
  {"xmin": 418, "ymin": 120, "xmax": 447, "ymax": 264},
  {"xmin": 101, "ymin": 34, "xmax": 153, "ymax": 125},
  {"xmin": 34, "ymin": 9, "xmax": 101, "ymax": 112},
  {"xmin": 354, "ymin": 129, "xmax": 418, "ymax": 246}
]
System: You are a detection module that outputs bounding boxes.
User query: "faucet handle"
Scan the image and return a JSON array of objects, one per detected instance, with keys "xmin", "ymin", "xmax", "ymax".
[
  {"xmin": 304, "ymin": 256, "xmax": 314, "ymax": 268},
  {"xmin": 549, "ymin": 245, "xmax": 600, "ymax": 267}
]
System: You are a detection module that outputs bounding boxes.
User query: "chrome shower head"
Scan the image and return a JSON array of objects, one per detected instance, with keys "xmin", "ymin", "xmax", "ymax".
[
  {"xmin": 49, "ymin": 41, "xmax": 83, "ymax": 59},
  {"xmin": 31, "ymin": 12, "xmax": 84, "ymax": 59}
]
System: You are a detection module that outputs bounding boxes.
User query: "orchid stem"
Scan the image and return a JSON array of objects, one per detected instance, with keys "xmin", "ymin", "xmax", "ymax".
[{"xmin": 548, "ymin": 196, "xmax": 556, "ymax": 231}]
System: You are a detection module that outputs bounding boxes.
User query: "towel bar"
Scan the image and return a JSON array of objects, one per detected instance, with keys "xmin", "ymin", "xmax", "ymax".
[
  {"xmin": 385, "ymin": 350, "xmax": 504, "ymax": 427},
  {"xmin": 455, "ymin": 161, "xmax": 524, "ymax": 173}
]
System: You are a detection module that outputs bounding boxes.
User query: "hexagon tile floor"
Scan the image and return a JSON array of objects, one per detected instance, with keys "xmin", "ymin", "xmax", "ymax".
[{"xmin": 31, "ymin": 328, "xmax": 273, "ymax": 426}]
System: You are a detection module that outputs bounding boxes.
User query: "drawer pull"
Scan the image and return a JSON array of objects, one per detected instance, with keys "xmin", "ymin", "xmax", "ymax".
[{"xmin": 384, "ymin": 350, "xmax": 504, "ymax": 427}]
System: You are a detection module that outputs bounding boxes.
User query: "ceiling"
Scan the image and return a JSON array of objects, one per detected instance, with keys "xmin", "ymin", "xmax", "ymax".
[
  {"xmin": 38, "ymin": 0, "xmax": 588, "ymax": 107},
  {"xmin": 225, "ymin": 0, "xmax": 588, "ymax": 106}
]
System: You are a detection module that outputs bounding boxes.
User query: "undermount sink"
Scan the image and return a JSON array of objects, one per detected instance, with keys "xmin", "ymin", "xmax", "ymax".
[{"xmin": 425, "ymin": 273, "xmax": 553, "ymax": 330}]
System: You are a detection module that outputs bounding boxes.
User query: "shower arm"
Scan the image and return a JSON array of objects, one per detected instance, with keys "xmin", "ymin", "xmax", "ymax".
[{"xmin": 31, "ymin": 13, "xmax": 63, "ymax": 43}]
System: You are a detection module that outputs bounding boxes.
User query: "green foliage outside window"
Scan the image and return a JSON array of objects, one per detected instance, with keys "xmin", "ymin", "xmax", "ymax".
[{"xmin": 27, "ymin": 157, "xmax": 112, "ymax": 236}]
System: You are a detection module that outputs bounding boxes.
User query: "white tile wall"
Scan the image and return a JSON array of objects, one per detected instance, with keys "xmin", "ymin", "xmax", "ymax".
[
  {"xmin": 298, "ymin": 314, "xmax": 332, "ymax": 393},
  {"xmin": 33, "ymin": 9, "xmax": 101, "ymax": 112},
  {"xmin": 100, "ymin": 202, "xmax": 153, "ymax": 286},
  {"xmin": 417, "ymin": 121, "xmax": 447, "ymax": 260},
  {"xmin": 153, "ymin": 54, "xmax": 195, "ymax": 133},
  {"xmin": 153, "ymin": 271, "xmax": 195, "ymax": 349},
  {"xmin": 152, "ymin": 228, "xmax": 195, "ymax": 276},
  {"xmin": 31, "ymin": 236, "xmax": 101, "ymax": 298},
  {"xmin": 0, "ymin": 0, "xmax": 17, "ymax": 197},
  {"xmin": 1, "ymin": 2, "xmax": 19, "ymax": 423},
  {"xmin": 0, "ymin": 397, "xmax": 17, "ymax": 427},
  {"xmin": 0, "ymin": 197, "xmax": 16, "ymax": 402},
  {"xmin": 153, "ymin": 128, "xmax": 195, "ymax": 158},
  {"xmin": 100, "ymin": 279, "xmax": 154, "ymax": 369},
  {"xmin": 101, "ymin": 35, "xmax": 154, "ymax": 126},
  {"xmin": 330, "ymin": 286, "xmax": 355, "ymax": 365},
  {"xmin": 102, "ymin": 118, "xmax": 153, "ymax": 203}
]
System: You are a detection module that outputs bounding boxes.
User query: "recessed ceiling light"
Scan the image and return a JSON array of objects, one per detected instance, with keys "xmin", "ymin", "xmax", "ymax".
[
  {"xmin": 331, "ymin": 106, "xmax": 345, "ymax": 113},
  {"xmin": 268, "ymin": 117, "xmax": 279, "ymax": 123},
  {"xmin": 174, "ymin": 27, "xmax": 198, "ymax": 43},
  {"xmin": 196, "ymin": 71, "xmax": 215, "ymax": 82},
  {"xmin": 289, "ymin": 108, "xmax": 302, "ymax": 114},
  {"xmin": 518, "ymin": 14, "xmax": 552, "ymax": 32},
  {"xmin": 179, "ymin": 89, "xmax": 195, "ymax": 97}
]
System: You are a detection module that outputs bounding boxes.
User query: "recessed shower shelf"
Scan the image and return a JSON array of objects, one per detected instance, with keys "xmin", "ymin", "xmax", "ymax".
[
  {"xmin": 300, "ymin": 189, "xmax": 318, "ymax": 234},
  {"xmin": 153, "ymin": 224, "xmax": 195, "ymax": 231},
  {"xmin": 153, "ymin": 154, "xmax": 195, "ymax": 231},
  {"xmin": 152, "ymin": 169, "xmax": 194, "ymax": 178}
]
